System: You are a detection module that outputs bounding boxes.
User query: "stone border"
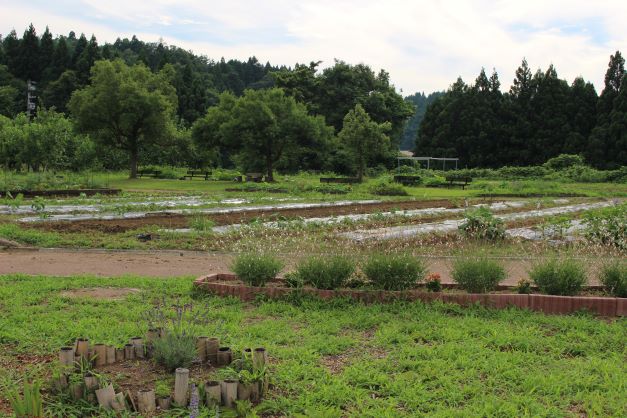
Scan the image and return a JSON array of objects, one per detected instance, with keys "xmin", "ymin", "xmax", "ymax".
[{"xmin": 194, "ymin": 273, "xmax": 625, "ymax": 317}]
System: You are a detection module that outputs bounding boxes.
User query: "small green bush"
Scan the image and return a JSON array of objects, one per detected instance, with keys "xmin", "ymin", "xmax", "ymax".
[
  {"xmin": 599, "ymin": 261, "xmax": 626, "ymax": 298},
  {"xmin": 368, "ymin": 181, "xmax": 408, "ymax": 196},
  {"xmin": 363, "ymin": 254, "xmax": 426, "ymax": 291},
  {"xmin": 452, "ymin": 257, "xmax": 506, "ymax": 293},
  {"xmin": 459, "ymin": 207, "xmax": 505, "ymax": 240},
  {"xmin": 295, "ymin": 256, "xmax": 355, "ymax": 289},
  {"xmin": 232, "ymin": 253, "xmax": 283, "ymax": 287},
  {"xmin": 582, "ymin": 203, "xmax": 626, "ymax": 249},
  {"xmin": 189, "ymin": 216, "xmax": 215, "ymax": 233},
  {"xmin": 529, "ymin": 258, "xmax": 587, "ymax": 296},
  {"xmin": 152, "ymin": 333, "xmax": 197, "ymax": 372}
]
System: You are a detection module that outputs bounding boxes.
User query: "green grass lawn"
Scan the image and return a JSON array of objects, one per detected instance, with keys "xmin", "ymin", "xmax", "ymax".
[{"xmin": 0, "ymin": 275, "xmax": 625, "ymax": 417}]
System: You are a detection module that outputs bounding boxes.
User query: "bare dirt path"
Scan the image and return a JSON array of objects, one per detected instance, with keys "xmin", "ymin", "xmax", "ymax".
[{"xmin": 0, "ymin": 248, "xmax": 603, "ymax": 285}]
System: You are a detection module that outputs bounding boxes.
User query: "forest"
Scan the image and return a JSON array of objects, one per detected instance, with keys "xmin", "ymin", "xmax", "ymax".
[{"xmin": 0, "ymin": 25, "xmax": 625, "ymax": 177}]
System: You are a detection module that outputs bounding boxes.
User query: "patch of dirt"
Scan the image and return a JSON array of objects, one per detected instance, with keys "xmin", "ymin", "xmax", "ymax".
[
  {"xmin": 60, "ymin": 287, "xmax": 141, "ymax": 300},
  {"xmin": 25, "ymin": 199, "xmax": 460, "ymax": 233}
]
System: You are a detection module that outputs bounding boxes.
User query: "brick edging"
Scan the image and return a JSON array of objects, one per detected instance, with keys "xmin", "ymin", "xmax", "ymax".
[{"xmin": 193, "ymin": 274, "xmax": 625, "ymax": 317}]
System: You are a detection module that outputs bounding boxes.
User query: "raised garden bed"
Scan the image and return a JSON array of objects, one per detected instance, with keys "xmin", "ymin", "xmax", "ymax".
[
  {"xmin": 320, "ymin": 177, "xmax": 361, "ymax": 184},
  {"xmin": 0, "ymin": 188, "xmax": 121, "ymax": 198},
  {"xmin": 194, "ymin": 273, "xmax": 626, "ymax": 317}
]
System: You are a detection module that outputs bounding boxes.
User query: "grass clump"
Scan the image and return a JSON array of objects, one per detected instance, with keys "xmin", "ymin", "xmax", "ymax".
[
  {"xmin": 368, "ymin": 181, "xmax": 408, "ymax": 196},
  {"xmin": 362, "ymin": 254, "xmax": 426, "ymax": 290},
  {"xmin": 459, "ymin": 207, "xmax": 505, "ymax": 240},
  {"xmin": 529, "ymin": 258, "xmax": 586, "ymax": 296},
  {"xmin": 232, "ymin": 253, "xmax": 283, "ymax": 287},
  {"xmin": 189, "ymin": 215, "xmax": 215, "ymax": 233},
  {"xmin": 452, "ymin": 257, "xmax": 506, "ymax": 293},
  {"xmin": 295, "ymin": 256, "xmax": 355, "ymax": 289},
  {"xmin": 599, "ymin": 261, "xmax": 626, "ymax": 297}
]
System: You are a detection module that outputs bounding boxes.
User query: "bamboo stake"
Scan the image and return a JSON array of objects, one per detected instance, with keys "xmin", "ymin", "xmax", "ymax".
[
  {"xmin": 106, "ymin": 346, "xmax": 116, "ymax": 364},
  {"xmin": 84, "ymin": 373, "xmax": 99, "ymax": 391},
  {"xmin": 95, "ymin": 384, "xmax": 115, "ymax": 409},
  {"xmin": 221, "ymin": 380, "xmax": 238, "ymax": 408},
  {"xmin": 70, "ymin": 382, "xmax": 83, "ymax": 401},
  {"xmin": 137, "ymin": 389, "xmax": 156, "ymax": 414},
  {"xmin": 93, "ymin": 344, "xmax": 107, "ymax": 367},
  {"xmin": 173, "ymin": 368, "xmax": 189, "ymax": 407},
  {"xmin": 205, "ymin": 381, "xmax": 221, "ymax": 406},
  {"xmin": 216, "ymin": 347, "xmax": 232, "ymax": 366},
  {"xmin": 237, "ymin": 382, "xmax": 252, "ymax": 401},
  {"xmin": 157, "ymin": 397, "xmax": 171, "ymax": 410},
  {"xmin": 206, "ymin": 338, "xmax": 219, "ymax": 365},
  {"xmin": 196, "ymin": 336, "xmax": 208, "ymax": 362},
  {"xmin": 124, "ymin": 343, "xmax": 135, "ymax": 360},
  {"xmin": 130, "ymin": 337, "xmax": 144, "ymax": 359},
  {"xmin": 252, "ymin": 347, "xmax": 267, "ymax": 371}
]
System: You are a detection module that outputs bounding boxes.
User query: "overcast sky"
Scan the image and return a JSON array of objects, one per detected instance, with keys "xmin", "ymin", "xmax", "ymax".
[{"xmin": 1, "ymin": 0, "xmax": 625, "ymax": 95}]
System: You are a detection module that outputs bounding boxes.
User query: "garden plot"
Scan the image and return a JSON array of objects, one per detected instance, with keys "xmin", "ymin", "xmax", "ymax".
[
  {"xmin": 201, "ymin": 201, "xmax": 529, "ymax": 234},
  {"xmin": 506, "ymin": 220, "xmax": 585, "ymax": 241},
  {"xmin": 340, "ymin": 201, "xmax": 615, "ymax": 241},
  {"xmin": 17, "ymin": 200, "xmax": 382, "ymax": 222}
]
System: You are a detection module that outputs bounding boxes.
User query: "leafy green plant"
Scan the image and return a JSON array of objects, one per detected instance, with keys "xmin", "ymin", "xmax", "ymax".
[
  {"xmin": 362, "ymin": 254, "xmax": 426, "ymax": 291},
  {"xmin": 8, "ymin": 380, "xmax": 43, "ymax": 418},
  {"xmin": 232, "ymin": 253, "xmax": 283, "ymax": 287},
  {"xmin": 515, "ymin": 278, "xmax": 532, "ymax": 294},
  {"xmin": 425, "ymin": 272, "xmax": 442, "ymax": 292},
  {"xmin": 452, "ymin": 257, "xmax": 506, "ymax": 293},
  {"xmin": 599, "ymin": 261, "xmax": 626, "ymax": 298},
  {"xmin": 529, "ymin": 258, "xmax": 587, "ymax": 296},
  {"xmin": 152, "ymin": 332, "xmax": 197, "ymax": 372},
  {"xmin": 155, "ymin": 379, "xmax": 171, "ymax": 398},
  {"xmin": 582, "ymin": 203, "xmax": 626, "ymax": 249},
  {"xmin": 295, "ymin": 256, "xmax": 355, "ymax": 290},
  {"xmin": 283, "ymin": 271, "xmax": 304, "ymax": 288},
  {"xmin": 459, "ymin": 207, "xmax": 505, "ymax": 240}
]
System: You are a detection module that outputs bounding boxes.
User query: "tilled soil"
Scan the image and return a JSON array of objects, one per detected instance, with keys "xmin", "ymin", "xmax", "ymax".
[
  {"xmin": 23, "ymin": 199, "xmax": 459, "ymax": 233},
  {"xmin": 0, "ymin": 249, "xmax": 604, "ymax": 286}
]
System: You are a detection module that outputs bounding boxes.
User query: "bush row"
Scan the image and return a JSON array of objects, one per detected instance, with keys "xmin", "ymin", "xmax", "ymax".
[{"xmin": 231, "ymin": 253, "xmax": 626, "ymax": 297}]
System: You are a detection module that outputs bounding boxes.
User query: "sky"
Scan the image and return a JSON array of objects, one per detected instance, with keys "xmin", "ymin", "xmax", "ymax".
[{"xmin": 1, "ymin": 0, "xmax": 625, "ymax": 95}]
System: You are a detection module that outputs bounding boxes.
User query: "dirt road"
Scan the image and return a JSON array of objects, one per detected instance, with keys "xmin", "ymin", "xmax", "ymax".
[{"xmin": 0, "ymin": 248, "xmax": 604, "ymax": 286}]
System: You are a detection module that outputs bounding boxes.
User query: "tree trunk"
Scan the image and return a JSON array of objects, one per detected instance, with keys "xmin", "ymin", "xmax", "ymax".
[
  {"xmin": 129, "ymin": 147, "xmax": 138, "ymax": 179},
  {"xmin": 266, "ymin": 153, "xmax": 274, "ymax": 182}
]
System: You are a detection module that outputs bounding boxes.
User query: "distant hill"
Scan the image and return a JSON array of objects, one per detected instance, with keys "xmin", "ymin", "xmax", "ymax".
[{"xmin": 399, "ymin": 91, "xmax": 444, "ymax": 150}]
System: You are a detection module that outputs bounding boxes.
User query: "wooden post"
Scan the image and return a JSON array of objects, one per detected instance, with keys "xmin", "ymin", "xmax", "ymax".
[
  {"xmin": 221, "ymin": 380, "xmax": 238, "ymax": 407},
  {"xmin": 93, "ymin": 344, "xmax": 107, "ymax": 367},
  {"xmin": 196, "ymin": 336, "xmax": 208, "ymax": 362},
  {"xmin": 84, "ymin": 373, "xmax": 99, "ymax": 391},
  {"xmin": 111, "ymin": 392, "xmax": 127, "ymax": 411},
  {"xmin": 106, "ymin": 346, "xmax": 116, "ymax": 364},
  {"xmin": 237, "ymin": 382, "xmax": 252, "ymax": 401},
  {"xmin": 115, "ymin": 348, "xmax": 125, "ymax": 362},
  {"xmin": 173, "ymin": 368, "xmax": 189, "ymax": 407},
  {"xmin": 217, "ymin": 347, "xmax": 232, "ymax": 366},
  {"xmin": 146, "ymin": 328, "xmax": 160, "ymax": 343},
  {"xmin": 59, "ymin": 346, "xmax": 75, "ymax": 371},
  {"xmin": 124, "ymin": 343, "xmax": 135, "ymax": 360},
  {"xmin": 75, "ymin": 338, "xmax": 89, "ymax": 360},
  {"xmin": 206, "ymin": 338, "xmax": 219, "ymax": 365},
  {"xmin": 130, "ymin": 337, "xmax": 144, "ymax": 359},
  {"xmin": 157, "ymin": 397, "xmax": 171, "ymax": 410},
  {"xmin": 70, "ymin": 382, "xmax": 84, "ymax": 400},
  {"xmin": 205, "ymin": 381, "xmax": 221, "ymax": 406},
  {"xmin": 137, "ymin": 389, "xmax": 156, "ymax": 414},
  {"xmin": 252, "ymin": 347, "xmax": 267, "ymax": 371},
  {"xmin": 95, "ymin": 384, "xmax": 115, "ymax": 409}
]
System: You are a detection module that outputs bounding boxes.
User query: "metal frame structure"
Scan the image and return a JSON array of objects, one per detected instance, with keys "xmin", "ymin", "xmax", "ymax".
[{"xmin": 397, "ymin": 156, "xmax": 459, "ymax": 170}]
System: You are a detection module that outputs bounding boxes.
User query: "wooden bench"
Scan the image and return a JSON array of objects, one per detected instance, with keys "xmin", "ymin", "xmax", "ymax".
[
  {"xmin": 393, "ymin": 175, "xmax": 422, "ymax": 186},
  {"xmin": 245, "ymin": 173, "xmax": 264, "ymax": 183},
  {"xmin": 137, "ymin": 169, "xmax": 161, "ymax": 178},
  {"xmin": 181, "ymin": 170, "xmax": 211, "ymax": 180},
  {"xmin": 445, "ymin": 176, "xmax": 472, "ymax": 189},
  {"xmin": 320, "ymin": 177, "xmax": 361, "ymax": 184}
]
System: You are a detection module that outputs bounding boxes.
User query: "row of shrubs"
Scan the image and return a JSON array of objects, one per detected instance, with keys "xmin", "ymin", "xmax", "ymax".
[{"xmin": 231, "ymin": 253, "xmax": 626, "ymax": 297}]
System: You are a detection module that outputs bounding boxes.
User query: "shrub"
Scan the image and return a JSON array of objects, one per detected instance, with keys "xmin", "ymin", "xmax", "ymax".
[
  {"xmin": 152, "ymin": 332, "xmax": 197, "ymax": 372},
  {"xmin": 232, "ymin": 253, "xmax": 283, "ymax": 287},
  {"xmin": 458, "ymin": 207, "xmax": 505, "ymax": 240},
  {"xmin": 515, "ymin": 278, "xmax": 532, "ymax": 294},
  {"xmin": 295, "ymin": 256, "xmax": 355, "ymax": 289},
  {"xmin": 599, "ymin": 261, "xmax": 627, "ymax": 298},
  {"xmin": 544, "ymin": 154, "xmax": 584, "ymax": 170},
  {"xmin": 283, "ymin": 271, "xmax": 304, "ymax": 288},
  {"xmin": 529, "ymin": 258, "xmax": 587, "ymax": 296},
  {"xmin": 368, "ymin": 181, "xmax": 408, "ymax": 196},
  {"xmin": 362, "ymin": 254, "xmax": 426, "ymax": 291},
  {"xmin": 452, "ymin": 257, "xmax": 506, "ymax": 293}
]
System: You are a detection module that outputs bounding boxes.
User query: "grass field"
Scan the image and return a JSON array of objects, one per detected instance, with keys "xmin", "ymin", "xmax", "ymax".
[{"xmin": 0, "ymin": 275, "xmax": 625, "ymax": 417}]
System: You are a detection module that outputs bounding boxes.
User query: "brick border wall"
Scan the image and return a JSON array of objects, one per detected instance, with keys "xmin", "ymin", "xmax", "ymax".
[{"xmin": 194, "ymin": 274, "xmax": 626, "ymax": 317}]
